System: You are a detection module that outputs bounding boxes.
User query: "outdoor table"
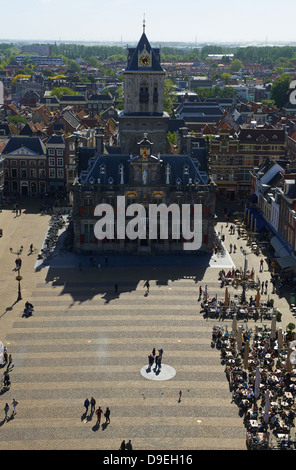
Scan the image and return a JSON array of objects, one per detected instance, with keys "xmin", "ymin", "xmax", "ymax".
[
  {"xmin": 277, "ymin": 434, "xmax": 290, "ymax": 440},
  {"xmin": 249, "ymin": 420, "xmax": 259, "ymax": 428},
  {"xmin": 281, "ymin": 401, "xmax": 289, "ymax": 408},
  {"xmin": 285, "ymin": 392, "xmax": 293, "ymax": 400}
]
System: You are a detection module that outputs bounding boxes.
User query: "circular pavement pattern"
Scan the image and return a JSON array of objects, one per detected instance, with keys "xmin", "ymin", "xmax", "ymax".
[{"xmin": 140, "ymin": 364, "xmax": 176, "ymax": 381}]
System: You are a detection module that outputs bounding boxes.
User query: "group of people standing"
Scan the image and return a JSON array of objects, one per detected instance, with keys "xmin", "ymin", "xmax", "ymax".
[
  {"xmin": 83, "ymin": 397, "xmax": 110, "ymax": 426},
  {"xmin": 148, "ymin": 348, "xmax": 163, "ymax": 370}
]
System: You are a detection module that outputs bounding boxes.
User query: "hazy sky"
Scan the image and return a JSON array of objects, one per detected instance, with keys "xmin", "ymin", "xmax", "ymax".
[{"xmin": 1, "ymin": 0, "xmax": 296, "ymax": 44}]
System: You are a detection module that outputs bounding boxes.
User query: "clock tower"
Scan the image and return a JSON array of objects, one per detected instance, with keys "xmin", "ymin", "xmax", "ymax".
[{"xmin": 118, "ymin": 21, "xmax": 169, "ymax": 154}]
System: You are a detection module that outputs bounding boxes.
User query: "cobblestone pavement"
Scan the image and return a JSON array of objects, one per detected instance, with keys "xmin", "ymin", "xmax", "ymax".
[{"xmin": 0, "ymin": 199, "xmax": 294, "ymax": 450}]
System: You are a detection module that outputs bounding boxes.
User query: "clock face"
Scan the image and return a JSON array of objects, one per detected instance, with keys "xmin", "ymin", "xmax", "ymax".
[{"xmin": 140, "ymin": 55, "xmax": 150, "ymax": 66}]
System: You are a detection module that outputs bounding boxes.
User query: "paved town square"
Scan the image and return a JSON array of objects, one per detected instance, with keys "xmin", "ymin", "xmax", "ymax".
[{"xmin": 0, "ymin": 199, "xmax": 294, "ymax": 451}]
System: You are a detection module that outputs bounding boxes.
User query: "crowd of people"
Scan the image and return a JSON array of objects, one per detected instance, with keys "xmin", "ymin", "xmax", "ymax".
[{"xmin": 212, "ymin": 322, "xmax": 296, "ymax": 449}]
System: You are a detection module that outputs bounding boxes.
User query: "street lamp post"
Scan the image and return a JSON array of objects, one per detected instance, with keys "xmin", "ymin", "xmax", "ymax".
[{"xmin": 10, "ymin": 245, "xmax": 23, "ymax": 301}]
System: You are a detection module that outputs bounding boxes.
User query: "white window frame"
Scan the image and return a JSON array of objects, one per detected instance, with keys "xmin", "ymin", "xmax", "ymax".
[
  {"xmin": 57, "ymin": 168, "xmax": 64, "ymax": 179},
  {"xmin": 49, "ymin": 168, "xmax": 55, "ymax": 178}
]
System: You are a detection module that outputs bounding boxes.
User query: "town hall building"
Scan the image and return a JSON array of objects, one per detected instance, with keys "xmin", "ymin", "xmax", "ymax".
[{"xmin": 70, "ymin": 24, "xmax": 217, "ymax": 254}]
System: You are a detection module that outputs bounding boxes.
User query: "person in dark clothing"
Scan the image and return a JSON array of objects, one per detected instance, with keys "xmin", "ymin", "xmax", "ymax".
[
  {"xmin": 105, "ymin": 407, "xmax": 110, "ymax": 424},
  {"xmin": 120, "ymin": 440, "xmax": 126, "ymax": 451},
  {"xmin": 126, "ymin": 440, "xmax": 133, "ymax": 450},
  {"xmin": 84, "ymin": 398, "xmax": 89, "ymax": 414}
]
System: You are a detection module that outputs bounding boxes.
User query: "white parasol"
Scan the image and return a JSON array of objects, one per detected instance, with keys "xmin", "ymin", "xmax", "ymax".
[
  {"xmin": 243, "ymin": 340, "xmax": 250, "ymax": 370},
  {"xmin": 270, "ymin": 315, "xmax": 277, "ymax": 340},
  {"xmin": 277, "ymin": 327, "xmax": 283, "ymax": 354},
  {"xmin": 237, "ymin": 325, "xmax": 243, "ymax": 351},
  {"xmin": 0, "ymin": 341, "xmax": 3, "ymax": 365},
  {"xmin": 264, "ymin": 389, "xmax": 270, "ymax": 424},
  {"xmin": 232, "ymin": 314, "xmax": 238, "ymax": 337},
  {"xmin": 254, "ymin": 365, "xmax": 261, "ymax": 400},
  {"xmin": 286, "ymin": 347, "xmax": 293, "ymax": 372}
]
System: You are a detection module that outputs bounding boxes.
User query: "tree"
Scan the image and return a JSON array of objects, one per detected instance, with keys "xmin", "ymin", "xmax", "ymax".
[
  {"xmin": 167, "ymin": 131, "xmax": 177, "ymax": 145},
  {"xmin": 270, "ymin": 74, "xmax": 292, "ymax": 108},
  {"xmin": 163, "ymin": 79, "xmax": 176, "ymax": 115},
  {"xmin": 230, "ymin": 59, "xmax": 243, "ymax": 72},
  {"xmin": 50, "ymin": 87, "xmax": 77, "ymax": 99}
]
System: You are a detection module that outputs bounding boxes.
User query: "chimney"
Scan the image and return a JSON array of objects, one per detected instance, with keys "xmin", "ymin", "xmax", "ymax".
[{"xmin": 95, "ymin": 127, "xmax": 104, "ymax": 154}]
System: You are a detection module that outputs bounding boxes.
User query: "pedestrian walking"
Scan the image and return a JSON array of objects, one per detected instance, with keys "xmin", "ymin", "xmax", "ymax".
[
  {"xmin": 84, "ymin": 398, "xmax": 90, "ymax": 414},
  {"xmin": 12, "ymin": 398, "xmax": 18, "ymax": 415},
  {"xmin": 3, "ymin": 350, "xmax": 8, "ymax": 364},
  {"xmin": 4, "ymin": 403, "xmax": 9, "ymax": 420},
  {"xmin": 126, "ymin": 440, "xmax": 133, "ymax": 450},
  {"xmin": 261, "ymin": 281, "xmax": 264, "ymax": 293},
  {"xmin": 120, "ymin": 440, "xmax": 126, "ymax": 451},
  {"xmin": 178, "ymin": 390, "xmax": 182, "ymax": 403},
  {"xmin": 260, "ymin": 259, "xmax": 264, "ymax": 272},
  {"xmin": 265, "ymin": 280, "xmax": 268, "ymax": 294},
  {"xmin": 104, "ymin": 406, "xmax": 110, "ymax": 424},
  {"xmin": 204, "ymin": 285, "xmax": 208, "ymax": 299},
  {"xmin": 144, "ymin": 280, "xmax": 150, "ymax": 294},
  {"xmin": 7, "ymin": 354, "xmax": 12, "ymax": 370},
  {"xmin": 96, "ymin": 406, "xmax": 103, "ymax": 425},
  {"xmin": 90, "ymin": 397, "xmax": 96, "ymax": 414},
  {"xmin": 198, "ymin": 285, "xmax": 202, "ymax": 301},
  {"xmin": 229, "ymin": 243, "xmax": 232, "ymax": 253}
]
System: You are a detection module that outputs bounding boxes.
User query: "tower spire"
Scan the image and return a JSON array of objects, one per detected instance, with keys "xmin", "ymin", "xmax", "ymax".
[{"xmin": 143, "ymin": 14, "xmax": 146, "ymax": 33}]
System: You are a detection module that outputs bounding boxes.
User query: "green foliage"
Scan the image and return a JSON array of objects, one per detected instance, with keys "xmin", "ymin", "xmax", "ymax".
[
  {"xmin": 192, "ymin": 86, "xmax": 237, "ymax": 99},
  {"xmin": 115, "ymin": 85, "xmax": 124, "ymax": 110},
  {"xmin": 8, "ymin": 115, "xmax": 27, "ymax": 125},
  {"xmin": 234, "ymin": 46, "xmax": 296, "ymax": 66},
  {"xmin": 167, "ymin": 131, "xmax": 177, "ymax": 145},
  {"xmin": 261, "ymin": 99, "xmax": 276, "ymax": 108},
  {"xmin": 50, "ymin": 43, "xmax": 125, "ymax": 61},
  {"xmin": 270, "ymin": 73, "xmax": 292, "ymax": 108},
  {"xmin": 230, "ymin": 59, "xmax": 243, "ymax": 72},
  {"xmin": 50, "ymin": 86, "xmax": 78, "ymax": 99},
  {"xmin": 163, "ymin": 79, "xmax": 176, "ymax": 115}
]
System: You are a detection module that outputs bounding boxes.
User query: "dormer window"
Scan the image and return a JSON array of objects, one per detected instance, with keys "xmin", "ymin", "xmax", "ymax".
[
  {"xmin": 108, "ymin": 177, "xmax": 114, "ymax": 188},
  {"xmin": 183, "ymin": 164, "xmax": 190, "ymax": 175},
  {"xmin": 176, "ymin": 177, "xmax": 182, "ymax": 188}
]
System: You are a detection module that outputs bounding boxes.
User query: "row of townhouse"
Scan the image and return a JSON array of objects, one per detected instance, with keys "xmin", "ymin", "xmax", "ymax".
[
  {"xmin": 0, "ymin": 129, "xmax": 102, "ymax": 198},
  {"xmin": 248, "ymin": 159, "xmax": 296, "ymax": 275}
]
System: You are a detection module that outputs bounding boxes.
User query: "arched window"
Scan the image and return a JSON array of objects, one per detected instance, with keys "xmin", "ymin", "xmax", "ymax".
[{"xmin": 139, "ymin": 87, "xmax": 149, "ymax": 103}]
